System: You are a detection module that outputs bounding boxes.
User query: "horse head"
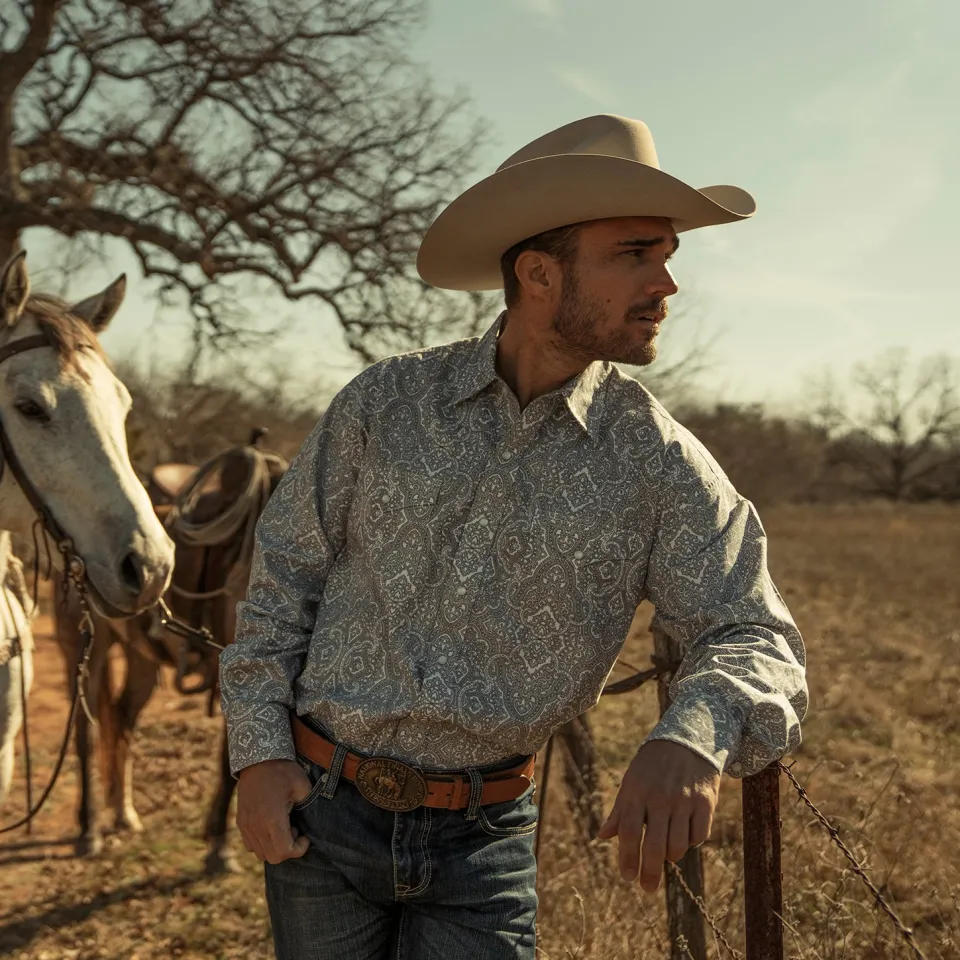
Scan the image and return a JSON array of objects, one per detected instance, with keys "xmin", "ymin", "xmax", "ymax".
[{"xmin": 0, "ymin": 251, "xmax": 174, "ymax": 618}]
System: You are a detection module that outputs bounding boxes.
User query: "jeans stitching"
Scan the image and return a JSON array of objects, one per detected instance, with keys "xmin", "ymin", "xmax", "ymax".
[
  {"xmin": 290, "ymin": 767, "xmax": 327, "ymax": 812},
  {"xmin": 476, "ymin": 788, "xmax": 540, "ymax": 837},
  {"xmin": 404, "ymin": 808, "xmax": 432, "ymax": 898},
  {"xmin": 465, "ymin": 768, "xmax": 483, "ymax": 821},
  {"xmin": 320, "ymin": 743, "xmax": 347, "ymax": 800},
  {"xmin": 395, "ymin": 903, "xmax": 406, "ymax": 960},
  {"xmin": 391, "ymin": 812, "xmax": 403, "ymax": 901}
]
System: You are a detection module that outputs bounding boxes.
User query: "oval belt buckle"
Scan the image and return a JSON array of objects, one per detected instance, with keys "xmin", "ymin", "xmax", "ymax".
[{"xmin": 355, "ymin": 757, "xmax": 428, "ymax": 812}]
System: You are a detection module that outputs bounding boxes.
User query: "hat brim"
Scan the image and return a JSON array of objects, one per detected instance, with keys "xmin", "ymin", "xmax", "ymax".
[{"xmin": 417, "ymin": 154, "xmax": 756, "ymax": 291}]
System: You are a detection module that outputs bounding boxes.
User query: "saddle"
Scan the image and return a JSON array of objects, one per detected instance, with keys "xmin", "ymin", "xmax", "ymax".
[{"xmin": 147, "ymin": 462, "xmax": 220, "ymax": 507}]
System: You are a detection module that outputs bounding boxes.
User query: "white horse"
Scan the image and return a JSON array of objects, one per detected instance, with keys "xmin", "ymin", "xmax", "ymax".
[{"xmin": 0, "ymin": 251, "xmax": 175, "ymax": 810}]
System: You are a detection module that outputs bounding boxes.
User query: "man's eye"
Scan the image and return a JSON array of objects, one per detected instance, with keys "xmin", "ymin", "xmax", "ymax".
[{"xmin": 14, "ymin": 398, "xmax": 50, "ymax": 423}]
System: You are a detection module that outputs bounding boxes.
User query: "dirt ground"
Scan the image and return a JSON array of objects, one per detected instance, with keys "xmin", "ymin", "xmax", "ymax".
[{"xmin": 1, "ymin": 503, "xmax": 959, "ymax": 959}]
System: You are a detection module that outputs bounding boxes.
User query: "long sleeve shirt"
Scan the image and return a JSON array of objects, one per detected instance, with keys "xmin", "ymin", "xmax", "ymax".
[{"xmin": 220, "ymin": 316, "xmax": 807, "ymax": 777}]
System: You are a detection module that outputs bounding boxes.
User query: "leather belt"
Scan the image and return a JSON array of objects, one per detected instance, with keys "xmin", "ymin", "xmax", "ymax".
[{"xmin": 292, "ymin": 715, "xmax": 535, "ymax": 813}]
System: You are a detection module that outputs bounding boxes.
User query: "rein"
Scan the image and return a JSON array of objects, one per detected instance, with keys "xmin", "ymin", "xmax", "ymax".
[{"xmin": 0, "ymin": 332, "xmax": 99, "ymax": 834}]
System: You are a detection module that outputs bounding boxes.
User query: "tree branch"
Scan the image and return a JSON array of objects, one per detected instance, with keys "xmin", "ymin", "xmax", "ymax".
[{"xmin": 0, "ymin": 0, "xmax": 62, "ymax": 95}]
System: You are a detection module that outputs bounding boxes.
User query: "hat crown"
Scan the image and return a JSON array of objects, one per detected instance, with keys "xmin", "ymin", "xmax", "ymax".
[{"xmin": 497, "ymin": 114, "xmax": 660, "ymax": 172}]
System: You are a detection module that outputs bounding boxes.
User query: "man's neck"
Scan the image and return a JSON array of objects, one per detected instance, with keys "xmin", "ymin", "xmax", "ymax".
[{"xmin": 494, "ymin": 308, "xmax": 590, "ymax": 411}]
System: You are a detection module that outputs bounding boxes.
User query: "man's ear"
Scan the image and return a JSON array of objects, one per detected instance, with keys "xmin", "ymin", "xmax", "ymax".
[{"xmin": 513, "ymin": 249, "xmax": 560, "ymax": 304}]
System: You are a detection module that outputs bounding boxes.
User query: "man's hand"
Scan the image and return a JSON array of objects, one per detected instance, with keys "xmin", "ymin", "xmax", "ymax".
[
  {"xmin": 236, "ymin": 758, "xmax": 314, "ymax": 864},
  {"xmin": 598, "ymin": 740, "xmax": 720, "ymax": 892}
]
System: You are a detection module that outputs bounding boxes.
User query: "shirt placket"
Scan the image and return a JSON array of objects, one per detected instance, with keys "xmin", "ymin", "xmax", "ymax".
[{"xmin": 440, "ymin": 393, "xmax": 554, "ymax": 622}]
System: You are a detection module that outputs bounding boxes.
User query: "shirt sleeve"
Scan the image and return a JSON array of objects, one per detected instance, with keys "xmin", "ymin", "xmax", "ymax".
[
  {"xmin": 641, "ymin": 430, "xmax": 808, "ymax": 778},
  {"xmin": 219, "ymin": 383, "xmax": 367, "ymax": 776}
]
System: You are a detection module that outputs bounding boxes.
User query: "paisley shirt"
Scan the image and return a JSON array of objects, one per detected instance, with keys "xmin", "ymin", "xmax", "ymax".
[{"xmin": 220, "ymin": 316, "xmax": 807, "ymax": 777}]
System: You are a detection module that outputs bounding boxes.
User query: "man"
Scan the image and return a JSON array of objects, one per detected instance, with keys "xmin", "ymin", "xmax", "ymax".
[{"xmin": 220, "ymin": 114, "xmax": 807, "ymax": 959}]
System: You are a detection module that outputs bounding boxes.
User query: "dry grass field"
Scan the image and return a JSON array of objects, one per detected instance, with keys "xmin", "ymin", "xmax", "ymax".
[{"xmin": 0, "ymin": 502, "xmax": 958, "ymax": 959}]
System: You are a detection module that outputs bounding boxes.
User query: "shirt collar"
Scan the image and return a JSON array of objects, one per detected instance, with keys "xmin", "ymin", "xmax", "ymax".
[{"xmin": 452, "ymin": 313, "xmax": 611, "ymax": 438}]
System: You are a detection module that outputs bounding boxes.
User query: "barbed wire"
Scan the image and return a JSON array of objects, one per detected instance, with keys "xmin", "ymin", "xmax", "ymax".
[
  {"xmin": 666, "ymin": 861, "xmax": 745, "ymax": 960},
  {"xmin": 778, "ymin": 761, "xmax": 929, "ymax": 960}
]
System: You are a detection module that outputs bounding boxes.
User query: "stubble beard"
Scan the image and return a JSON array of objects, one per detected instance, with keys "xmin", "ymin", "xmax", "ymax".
[{"xmin": 550, "ymin": 268, "xmax": 664, "ymax": 367}]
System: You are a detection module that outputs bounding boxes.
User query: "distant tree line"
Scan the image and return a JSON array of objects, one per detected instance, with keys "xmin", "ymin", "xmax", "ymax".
[{"xmin": 119, "ymin": 349, "xmax": 960, "ymax": 506}]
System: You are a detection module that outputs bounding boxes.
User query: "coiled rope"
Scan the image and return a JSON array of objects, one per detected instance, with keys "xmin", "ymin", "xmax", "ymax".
[{"xmin": 163, "ymin": 444, "xmax": 287, "ymax": 600}]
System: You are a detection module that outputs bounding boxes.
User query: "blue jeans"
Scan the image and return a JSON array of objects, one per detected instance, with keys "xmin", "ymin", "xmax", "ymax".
[{"xmin": 264, "ymin": 752, "xmax": 540, "ymax": 959}]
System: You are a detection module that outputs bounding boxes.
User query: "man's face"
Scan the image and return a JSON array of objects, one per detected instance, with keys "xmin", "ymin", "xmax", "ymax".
[{"xmin": 551, "ymin": 217, "xmax": 679, "ymax": 367}]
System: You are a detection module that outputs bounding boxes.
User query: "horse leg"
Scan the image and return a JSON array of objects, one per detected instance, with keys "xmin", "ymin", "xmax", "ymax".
[
  {"xmin": 110, "ymin": 643, "xmax": 159, "ymax": 833},
  {"xmin": 72, "ymin": 635, "xmax": 110, "ymax": 857},
  {"xmin": 0, "ymin": 665, "xmax": 19, "ymax": 807},
  {"xmin": 203, "ymin": 722, "xmax": 240, "ymax": 874}
]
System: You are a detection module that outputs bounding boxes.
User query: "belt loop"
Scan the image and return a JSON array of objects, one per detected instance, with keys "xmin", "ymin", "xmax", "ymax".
[
  {"xmin": 321, "ymin": 742, "xmax": 348, "ymax": 799},
  {"xmin": 465, "ymin": 768, "xmax": 484, "ymax": 821}
]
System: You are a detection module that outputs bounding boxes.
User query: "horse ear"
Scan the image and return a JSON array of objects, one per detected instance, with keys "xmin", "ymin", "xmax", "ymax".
[
  {"xmin": 71, "ymin": 274, "xmax": 127, "ymax": 332},
  {"xmin": 0, "ymin": 251, "xmax": 30, "ymax": 327}
]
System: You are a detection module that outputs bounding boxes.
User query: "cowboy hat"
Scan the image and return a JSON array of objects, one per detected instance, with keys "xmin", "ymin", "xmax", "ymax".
[{"xmin": 417, "ymin": 114, "xmax": 756, "ymax": 291}]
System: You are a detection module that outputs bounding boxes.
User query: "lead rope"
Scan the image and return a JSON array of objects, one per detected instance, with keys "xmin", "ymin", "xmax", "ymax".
[{"xmin": 18, "ymin": 633, "xmax": 32, "ymax": 834}]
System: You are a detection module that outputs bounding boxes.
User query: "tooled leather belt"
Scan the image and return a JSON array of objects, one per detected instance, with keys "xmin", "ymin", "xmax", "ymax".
[{"xmin": 291, "ymin": 714, "xmax": 536, "ymax": 813}]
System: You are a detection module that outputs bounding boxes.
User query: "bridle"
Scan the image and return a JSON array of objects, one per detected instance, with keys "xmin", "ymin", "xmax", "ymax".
[{"xmin": 0, "ymin": 331, "xmax": 98, "ymax": 834}]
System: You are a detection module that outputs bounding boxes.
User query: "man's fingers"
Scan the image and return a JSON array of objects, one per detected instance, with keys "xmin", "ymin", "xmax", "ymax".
[
  {"xmin": 597, "ymin": 795, "xmax": 622, "ymax": 840},
  {"xmin": 263, "ymin": 814, "xmax": 312, "ymax": 864},
  {"xmin": 236, "ymin": 808, "xmax": 266, "ymax": 861},
  {"xmin": 639, "ymin": 808, "xmax": 669, "ymax": 892},
  {"xmin": 288, "ymin": 834, "xmax": 310, "ymax": 859},
  {"xmin": 617, "ymin": 807, "xmax": 646, "ymax": 883},
  {"xmin": 690, "ymin": 799, "xmax": 713, "ymax": 849},
  {"xmin": 666, "ymin": 810, "xmax": 691, "ymax": 863}
]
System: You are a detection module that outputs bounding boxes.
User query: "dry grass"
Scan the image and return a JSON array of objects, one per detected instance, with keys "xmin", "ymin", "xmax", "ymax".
[
  {"xmin": 537, "ymin": 502, "xmax": 960, "ymax": 958},
  {"xmin": 1, "ymin": 502, "xmax": 958, "ymax": 958}
]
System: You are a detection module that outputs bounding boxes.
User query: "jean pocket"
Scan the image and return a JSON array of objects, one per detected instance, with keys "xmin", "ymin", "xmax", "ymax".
[
  {"xmin": 476, "ymin": 782, "xmax": 539, "ymax": 838},
  {"xmin": 290, "ymin": 754, "xmax": 327, "ymax": 812}
]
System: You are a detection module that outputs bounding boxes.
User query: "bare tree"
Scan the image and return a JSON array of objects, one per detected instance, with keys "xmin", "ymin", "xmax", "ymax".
[
  {"xmin": 813, "ymin": 352, "xmax": 960, "ymax": 500},
  {"xmin": 0, "ymin": 0, "xmax": 486, "ymax": 361}
]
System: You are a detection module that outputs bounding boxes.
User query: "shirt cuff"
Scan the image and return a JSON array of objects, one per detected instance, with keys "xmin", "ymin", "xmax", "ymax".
[
  {"xmin": 642, "ymin": 696, "xmax": 743, "ymax": 777},
  {"xmin": 225, "ymin": 703, "xmax": 296, "ymax": 778}
]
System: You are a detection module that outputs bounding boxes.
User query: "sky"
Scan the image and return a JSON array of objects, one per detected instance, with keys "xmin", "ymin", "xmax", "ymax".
[{"xmin": 32, "ymin": 0, "xmax": 960, "ymax": 410}]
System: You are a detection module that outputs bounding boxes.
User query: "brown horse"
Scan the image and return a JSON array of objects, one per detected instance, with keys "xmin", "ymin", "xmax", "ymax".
[{"xmin": 55, "ymin": 433, "xmax": 287, "ymax": 872}]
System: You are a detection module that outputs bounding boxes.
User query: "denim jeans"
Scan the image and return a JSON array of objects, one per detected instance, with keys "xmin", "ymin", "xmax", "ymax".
[{"xmin": 264, "ymin": 751, "xmax": 540, "ymax": 959}]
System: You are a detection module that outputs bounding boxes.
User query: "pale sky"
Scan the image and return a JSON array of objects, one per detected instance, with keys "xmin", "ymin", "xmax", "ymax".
[{"xmin": 32, "ymin": 0, "xmax": 960, "ymax": 409}]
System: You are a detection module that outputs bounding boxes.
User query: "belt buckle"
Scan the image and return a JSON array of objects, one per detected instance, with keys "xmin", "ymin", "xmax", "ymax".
[{"xmin": 355, "ymin": 757, "xmax": 428, "ymax": 812}]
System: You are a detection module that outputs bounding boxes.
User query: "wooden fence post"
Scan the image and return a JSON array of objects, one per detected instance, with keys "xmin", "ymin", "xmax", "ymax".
[
  {"xmin": 557, "ymin": 713, "xmax": 605, "ymax": 839},
  {"xmin": 742, "ymin": 764, "xmax": 784, "ymax": 959},
  {"xmin": 654, "ymin": 627, "xmax": 708, "ymax": 960}
]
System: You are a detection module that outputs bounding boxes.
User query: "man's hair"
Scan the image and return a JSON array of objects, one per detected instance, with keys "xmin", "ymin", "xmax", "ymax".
[{"xmin": 499, "ymin": 224, "xmax": 580, "ymax": 307}]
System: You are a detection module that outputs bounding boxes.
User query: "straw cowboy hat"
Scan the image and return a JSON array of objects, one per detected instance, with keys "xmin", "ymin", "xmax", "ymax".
[{"xmin": 417, "ymin": 114, "xmax": 756, "ymax": 291}]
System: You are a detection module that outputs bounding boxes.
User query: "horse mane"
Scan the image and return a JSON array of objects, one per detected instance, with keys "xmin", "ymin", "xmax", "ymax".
[{"xmin": 22, "ymin": 294, "xmax": 108, "ymax": 371}]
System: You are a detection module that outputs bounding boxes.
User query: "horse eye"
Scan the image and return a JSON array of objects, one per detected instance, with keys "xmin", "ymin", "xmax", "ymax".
[{"xmin": 14, "ymin": 398, "xmax": 50, "ymax": 423}]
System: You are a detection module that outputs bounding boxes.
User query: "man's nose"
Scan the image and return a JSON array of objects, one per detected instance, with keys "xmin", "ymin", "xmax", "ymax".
[{"xmin": 648, "ymin": 263, "xmax": 679, "ymax": 299}]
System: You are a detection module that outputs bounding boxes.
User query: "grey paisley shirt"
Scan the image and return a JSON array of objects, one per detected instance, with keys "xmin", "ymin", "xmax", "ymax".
[{"xmin": 221, "ymin": 316, "xmax": 807, "ymax": 777}]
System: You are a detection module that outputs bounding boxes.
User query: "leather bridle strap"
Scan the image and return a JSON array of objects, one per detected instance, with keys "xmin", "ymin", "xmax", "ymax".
[{"xmin": 0, "ymin": 333, "xmax": 71, "ymax": 545}]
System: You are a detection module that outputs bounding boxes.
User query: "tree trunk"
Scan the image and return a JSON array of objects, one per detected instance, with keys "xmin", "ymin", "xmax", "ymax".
[{"xmin": 0, "ymin": 95, "xmax": 22, "ymax": 265}]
